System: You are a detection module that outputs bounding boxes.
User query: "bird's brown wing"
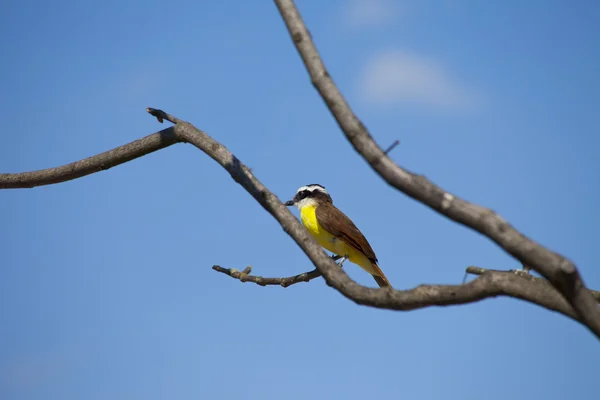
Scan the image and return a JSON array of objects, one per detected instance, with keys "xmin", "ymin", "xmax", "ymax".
[
  {"xmin": 316, "ymin": 203, "xmax": 392, "ymax": 288},
  {"xmin": 315, "ymin": 202, "xmax": 378, "ymax": 262}
]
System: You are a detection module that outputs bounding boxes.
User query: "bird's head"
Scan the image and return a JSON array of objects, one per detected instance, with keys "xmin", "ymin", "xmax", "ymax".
[{"xmin": 284, "ymin": 184, "xmax": 332, "ymax": 209}]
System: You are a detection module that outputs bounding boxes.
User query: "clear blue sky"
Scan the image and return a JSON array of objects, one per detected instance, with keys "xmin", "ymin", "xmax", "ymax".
[{"xmin": 1, "ymin": 0, "xmax": 599, "ymax": 399}]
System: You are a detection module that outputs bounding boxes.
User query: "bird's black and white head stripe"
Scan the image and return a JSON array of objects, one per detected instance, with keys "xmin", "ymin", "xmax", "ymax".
[
  {"xmin": 296, "ymin": 184, "xmax": 327, "ymax": 195},
  {"xmin": 286, "ymin": 184, "xmax": 333, "ymax": 208}
]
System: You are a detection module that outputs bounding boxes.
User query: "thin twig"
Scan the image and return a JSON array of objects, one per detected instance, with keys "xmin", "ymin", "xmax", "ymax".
[
  {"xmin": 212, "ymin": 255, "xmax": 342, "ymax": 287},
  {"xmin": 212, "ymin": 265, "xmax": 322, "ymax": 287},
  {"xmin": 384, "ymin": 140, "xmax": 400, "ymax": 155},
  {"xmin": 146, "ymin": 107, "xmax": 183, "ymax": 125}
]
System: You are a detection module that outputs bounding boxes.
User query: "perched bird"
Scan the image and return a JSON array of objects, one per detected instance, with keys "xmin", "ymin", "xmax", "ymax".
[{"xmin": 284, "ymin": 184, "xmax": 391, "ymax": 288}]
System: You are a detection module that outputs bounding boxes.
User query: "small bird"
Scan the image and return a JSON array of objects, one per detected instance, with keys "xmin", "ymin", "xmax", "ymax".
[{"xmin": 284, "ymin": 184, "xmax": 391, "ymax": 288}]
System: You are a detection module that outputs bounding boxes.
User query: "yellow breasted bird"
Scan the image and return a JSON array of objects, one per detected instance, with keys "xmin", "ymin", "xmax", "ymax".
[{"xmin": 285, "ymin": 184, "xmax": 391, "ymax": 288}]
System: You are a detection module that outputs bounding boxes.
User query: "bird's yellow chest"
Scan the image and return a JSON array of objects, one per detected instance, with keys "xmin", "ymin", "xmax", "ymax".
[
  {"xmin": 299, "ymin": 204, "xmax": 338, "ymax": 253},
  {"xmin": 298, "ymin": 203, "xmax": 375, "ymax": 274}
]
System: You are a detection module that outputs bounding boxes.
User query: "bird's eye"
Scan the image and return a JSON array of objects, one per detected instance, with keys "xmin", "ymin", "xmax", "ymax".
[{"xmin": 295, "ymin": 190, "xmax": 309, "ymax": 201}]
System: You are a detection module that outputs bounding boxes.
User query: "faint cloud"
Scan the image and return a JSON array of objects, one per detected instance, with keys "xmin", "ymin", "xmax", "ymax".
[
  {"xmin": 360, "ymin": 50, "xmax": 481, "ymax": 111},
  {"xmin": 342, "ymin": 0, "xmax": 401, "ymax": 29}
]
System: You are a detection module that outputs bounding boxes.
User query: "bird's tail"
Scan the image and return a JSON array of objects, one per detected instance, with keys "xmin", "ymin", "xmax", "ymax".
[{"xmin": 370, "ymin": 262, "xmax": 392, "ymax": 288}]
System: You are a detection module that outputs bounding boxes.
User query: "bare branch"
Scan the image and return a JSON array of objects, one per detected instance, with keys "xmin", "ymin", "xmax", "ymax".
[
  {"xmin": 273, "ymin": 0, "xmax": 600, "ymax": 337},
  {"xmin": 212, "ymin": 262, "xmax": 583, "ymax": 322},
  {"xmin": 155, "ymin": 110, "xmax": 592, "ymax": 330},
  {"xmin": 0, "ymin": 128, "xmax": 181, "ymax": 189},
  {"xmin": 383, "ymin": 140, "xmax": 400, "ymax": 155},
  {"xmin": 466, "ymin": 266, "xmax": 600, "ymax": 303},
  {"xmin": 212, "ymin": 255, "xmax": 343, "ymax": 287},
  {"xmin": 0, "ymin": 108, "xmax": 187, "ymax": 190},
  {"xmin": 2, "ymin": 107, "xmax": 597, "ymax": 336},
  {"xmin": 212, "ymin": 265, "xmax": 322, "ymax": 287},
  {"xmin": 146, "ymin": 107, "xmax": 183, "ymax": 125}
]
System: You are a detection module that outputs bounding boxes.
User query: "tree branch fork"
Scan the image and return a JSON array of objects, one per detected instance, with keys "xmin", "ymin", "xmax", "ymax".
[
  {"xmin": 2, "ymin": 0, "xmax": 599, "ymax": 340},
  {"xmin": 2, "ymin": 107, "xmax": 598, "ymax": 336},
  {"xmin": 272, "ymin": 0, "xmax": 600, "ymax": 337}
]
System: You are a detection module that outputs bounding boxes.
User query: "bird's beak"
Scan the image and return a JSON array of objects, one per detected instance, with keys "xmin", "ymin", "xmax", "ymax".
[{"xmin": 284, "ymin": 200, "xmax": 294, "ymax": 207}]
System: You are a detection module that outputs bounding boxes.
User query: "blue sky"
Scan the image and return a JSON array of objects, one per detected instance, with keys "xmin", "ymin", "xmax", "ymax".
[{"xmin": 1, "ymin": 0, "xmax": 599, "ymax": 398}]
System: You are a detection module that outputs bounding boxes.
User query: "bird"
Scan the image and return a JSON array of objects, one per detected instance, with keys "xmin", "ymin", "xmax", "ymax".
[{"xmin": 284, "ymin": 184, "xmax": 391, "ymax": 288}]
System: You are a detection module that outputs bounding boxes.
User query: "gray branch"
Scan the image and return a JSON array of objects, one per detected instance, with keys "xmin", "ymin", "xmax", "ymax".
[
  {"xmin": 273, "ymin": 0, "xmax": 600, "ymax": 337},
  {"xmin": 1, "ymin": 2, "xmax": 598, "ymax": 338},
  {"xmin": 466, "ymin": 266, "xmax": 600, "ymax": 303},
  {"xmin": 0, "ymin": 128, "xmax": 180, "ymax": 189},
  {"xmin": 0, "ymin": 108, "xmax": 598, "ymax": 337},
  {"xmin": 212, "ymin": 265, "xmax": 323, "ymax": 287},
  {"xmin": 149, "ymin": 116, "xmax": 598, "ymax": 329}
]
